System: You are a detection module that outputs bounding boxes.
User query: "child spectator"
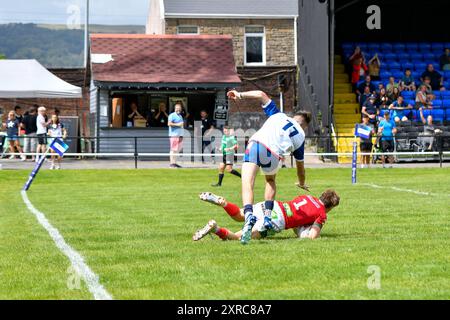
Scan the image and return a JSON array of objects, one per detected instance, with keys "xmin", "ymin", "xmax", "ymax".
[
  {"xmin": 48, "ymin": 114, "xmax": 67, "ymax": 170},
  {"xmin": 388, "ymin": 96, "xmax": 413, "ymax": 123},
  {"xmin": 3, "ymin": 111, "xmax": 26, "ymax": 161},
  {"xmin": 168, "ymin": 103, "xmax": 185, "ymax": 168},
  {"xmin": 212, "ymin": 126, "xmax": 241, "ymax": 187},
  {"xmin": 399, "ymin": 69, "xmax": 416, "ymax": 91}
]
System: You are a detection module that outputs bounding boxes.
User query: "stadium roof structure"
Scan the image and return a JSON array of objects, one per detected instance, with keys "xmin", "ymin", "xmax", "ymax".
[
  {"xmin": 163, "ymin": 0, "xmax": 299, "ymax": 19},
  {"xmin": 90, "ymin": 34, "xmax": 241, "ymax": 89},
  {"xmin": 0, "ymin": 59, "xmax": 82, "ymax": 98}
]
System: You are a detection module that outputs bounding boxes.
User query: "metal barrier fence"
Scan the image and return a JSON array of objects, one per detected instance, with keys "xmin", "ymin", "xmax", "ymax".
[{"xmin": 1, "ymin": 134, "xmax": 450, "ymax": 169}]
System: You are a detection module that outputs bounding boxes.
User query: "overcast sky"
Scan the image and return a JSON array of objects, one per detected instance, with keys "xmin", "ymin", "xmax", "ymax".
[{"xmin": 0, "ymin": 0, "xmax": 149, "ymax": 25}]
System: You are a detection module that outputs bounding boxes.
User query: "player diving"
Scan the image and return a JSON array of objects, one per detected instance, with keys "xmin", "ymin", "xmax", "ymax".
[
  {"xmin": 193, "ymin": 190, "xmax": 340, "ymax": 242},
  {"xmin": 226, "ymin": 90, "xmax": 312, "ymax": 244}
]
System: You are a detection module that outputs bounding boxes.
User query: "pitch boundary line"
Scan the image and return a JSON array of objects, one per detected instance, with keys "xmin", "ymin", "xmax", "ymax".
[
  {"xmin": 361, "ymin": 183, "xmax": 449, "ymax": 197},
  {"xmin": 21, "ymin": 191, "xmax": 113, "ymax": 300}
]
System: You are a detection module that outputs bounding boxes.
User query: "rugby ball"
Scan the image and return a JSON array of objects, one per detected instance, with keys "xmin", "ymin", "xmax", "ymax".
[{"xmin": 297, "ymin": 225, "xmax": 312, "ymax": 239}]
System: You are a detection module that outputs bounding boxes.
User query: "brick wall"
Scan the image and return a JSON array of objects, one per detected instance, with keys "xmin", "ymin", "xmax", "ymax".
[{"xmin": 165, "ymin": 18, "xmax": 296, "ymax": 67}]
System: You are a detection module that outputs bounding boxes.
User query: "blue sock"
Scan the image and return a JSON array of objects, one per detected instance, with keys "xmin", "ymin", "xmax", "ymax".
[{"xmin": 264, "ymin": 201, "xmax": 274, "ymax": 212}]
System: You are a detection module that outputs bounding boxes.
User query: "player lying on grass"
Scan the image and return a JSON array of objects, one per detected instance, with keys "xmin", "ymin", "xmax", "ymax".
[
  {"xmin": 227, "ymin": 90, "xmax": 312, "ymax": 245},
  {"xmin": 193, "ymin": 190, "xmax": 340, "ymax": 241}
]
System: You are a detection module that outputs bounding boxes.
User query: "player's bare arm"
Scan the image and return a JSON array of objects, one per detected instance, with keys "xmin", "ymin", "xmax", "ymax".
[
  {"xmin": 295, "ymin": 161, "xmax": 309, "ymax": 191},
  {"xmin": 227, "ymin": 90, "xmax": 271, "ymax": 105}
]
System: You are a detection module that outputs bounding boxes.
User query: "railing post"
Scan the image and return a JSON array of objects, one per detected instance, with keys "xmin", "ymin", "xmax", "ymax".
[
  {"xmin": 438, "ymin": 135, "xmax": 443, "ymax": 168},
  {"xmin": 134, "ymin": 137, "xmax": 138, "ymax": 169}
]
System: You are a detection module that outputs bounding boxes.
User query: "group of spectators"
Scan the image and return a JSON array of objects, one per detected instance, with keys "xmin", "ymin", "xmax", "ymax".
[
  {"xmin": 1, "ymin": 104, "xmax": 67, "ymax": 169},
  {"xmin": 348, "ymin": 47, "xmax": 450, "ymax": 168},
  {"xmin": 127, "ymin": 101, "xmax": 195, "ymax": 128}
]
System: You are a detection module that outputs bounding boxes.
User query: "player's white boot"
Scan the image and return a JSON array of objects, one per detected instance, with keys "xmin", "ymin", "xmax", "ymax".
[
  {"xmin": 240, "ymin": 214, "xmax": 257, "ymax": 245},
  {"xmin": 193, "ymin": 220, "xmax": 217, "ymax": 241},
  {"xmin": 199, "ymin": 192, "xmax": 225, "ymax": 207}
]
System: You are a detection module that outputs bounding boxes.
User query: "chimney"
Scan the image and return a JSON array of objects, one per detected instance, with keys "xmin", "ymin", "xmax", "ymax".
[{"xmin": 146, "ymin": 0, "xmax": 165, "ymax": 34}]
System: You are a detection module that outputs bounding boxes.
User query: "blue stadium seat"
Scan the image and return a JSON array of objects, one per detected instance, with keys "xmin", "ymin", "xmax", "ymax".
[
  {"xmin": 356, "ymin": 43, "xmax": 368, "ymax": 51},
  {"xmin": 411, "ymin": 71, "xmax": 420, "ymax": 79},
  {"xmin": 407, "ymin": 99, "xmax": 416, "ymax": 107},
  {"xmin": 380, "ymin": 71, "xmax": 392, "ymax": 79},
  {"xmin": 443, "ymin": 82, "xmax": 450, "ymax": 89},
  {"xmin": 432, "ymin": 99, "xmax": 443, "ymax": 108},
  {"xmin": 432, "ymin": 43, "xmax": 444, "ymax": 52},
  {"xmin": 381, "ymin": 43, "xmax": 393, "ymax": 53},
  {"xmin": 385, "ymin": 53, "xmax": 397, "ymax": 61},
  {"xmin": 388, "ymin": 62, "xmax": 401, "ymax": 70},
  {"xmin": 372, "ymin": 80, "xmax": 382, "ymax": 87},
  {"xmin": 393, "ymin": 43, "xmax": 406, "ymax": 52},
  {"xmin": 444, "ymin": 71, "xmax": 450, "ymax": 79},
  {"xmin": 419, "ymin": 43, "xmax": 432, "ymax": 52},
  {"xmin": 441, "ymin": 91, "xmax": 450, "ymax": 99},
  {"xmin": 432, "ymin": 109, "xmax": 445, "ymax": 122},
  {"xmin": 342, "ymin": 43, "xmax": 354, "ymax": 51},
  {"xmin": 406, "ymin": 43, "xmax": 419, "ymax": 52},
  {"xmin": 433, "ymin": 91, "xmax": 443, "ymax": 99},
  {"xmin": 414, "ymin": 63, "xmax": 427, "ymax": 71},
  {"xmin": 432, "ymin": 63, "xmax": 441, "ymax": 71},
  {"xmin": 397, "ymin": 53, "xmax": 410, "ymax": 61},
  {"xmin": 402, "ymin": 62, "xmax": 414, "ymax": 70},
  {"xmin": 423, "ymin": 53, "xmax": 435, "ymax": 61},
  {"xmin": 402, "ymin": 91, "xmax": 415, "ymax": 99},
  {"xmin": 368, "ymin": 43, "xmax": 380, "ymax": 51},
  {"xmin": 410, "ymin": 53, "xmax": 423, "ymax": 61},
  {"xmin": 442, "ymin": 99, "xmax": 450, "ymax": 108},
  {"xmin": 416, "ymin": 109, "xmax": 432, "ymax": 121},
  {"xmin": 393, "ymin": 71, "xmax": 404, "ymax": 79}
]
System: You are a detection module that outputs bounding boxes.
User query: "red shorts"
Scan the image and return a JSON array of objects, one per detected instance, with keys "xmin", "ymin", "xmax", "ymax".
[{"xmin": 170, "ymin": 137, "xmax": 183, "ymax": 152}]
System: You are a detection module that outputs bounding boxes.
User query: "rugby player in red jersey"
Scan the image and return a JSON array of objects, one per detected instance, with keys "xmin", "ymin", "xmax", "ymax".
[{"xmin": 193, "ymin": 190, "xmax": 340, "ymax": 241}]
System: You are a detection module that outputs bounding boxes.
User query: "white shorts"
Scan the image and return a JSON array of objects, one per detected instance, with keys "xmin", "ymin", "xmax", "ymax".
[{"xmin": 252, "ymin": 201, "xmax": 286, "ymax": 235}]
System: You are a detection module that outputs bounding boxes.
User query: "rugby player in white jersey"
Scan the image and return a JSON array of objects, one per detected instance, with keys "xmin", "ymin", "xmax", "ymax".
[{"xmin": 227, "ymin": 90, "xmax": 312, "ymax": 244}]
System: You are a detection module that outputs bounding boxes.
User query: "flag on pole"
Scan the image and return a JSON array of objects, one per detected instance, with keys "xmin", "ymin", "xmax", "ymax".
[
  {"xmin": 50, "ymin": 138, "xmax": 69, "ymax": 157},
  {"xmin": 355, "ymin": 124, "xmax": 372, "ymax": 140}
]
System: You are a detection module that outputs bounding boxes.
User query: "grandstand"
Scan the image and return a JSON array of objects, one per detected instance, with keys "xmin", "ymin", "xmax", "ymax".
[{"xmin": 334, "ymin": 42, "xmax": 450, "ymax": 163}]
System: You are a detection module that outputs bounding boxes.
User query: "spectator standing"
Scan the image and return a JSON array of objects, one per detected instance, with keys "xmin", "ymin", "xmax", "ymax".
[
  {"xmin": 36, "ymin": 106, "xmax": 50, "ymax": 162},
  {"xmin": 48, "ymin": 114, "xmax": 67, "ymax": 170},
  {"xmin": 420, "ymin": 64, "xmax": 444, "ymax": 91},
  {"xmin": 399, "ymin": 69, "xmax": 416, "ymax": 91},
  {"xmin": 22, "ymin": 105, "xmax": 38, "ymax": 161},
  {"xmin": 4, "ymin": 111, "xmax": 26, "ymax": 160},
  {"xmin": 368, "ymin": 54, "xmax": 381, "ymax": 81},
  {"xmin": 127, "ymin": 102, "xmax": 144, "ymax": 127},
  {"xmin": 211, "ymin": 126, "xmax": 241, "ymax": 187},
  {"xmin": 153, "ymin": 102, "xmax": 169, "ymax": 127},
  {"xmin": 351, "ymin": 58, "xmax": 368, "ymax": 91},
  {"xmin": 359, "ymin": 115, "xmax": 375, "ymax": 169},
  {"xmin": 378, "ymin": 111, "xmax": 397, "ymax": 168},
  {"xmin": 439, "ymin": 48, "xmax": 450, "ymax": 71},
  {"xmin": 359, "ymin": 86, "xmax": 372, "ymax": 110},
  {"xmin": 389, "ymin": 96, "xmax": 413, "ymax": 123},
  {"xmin": 361, "ymin": 95, "xmax": 379, "ymax": 131},
  {"xmin": 168, "ymin": 103, "xmax": 184, "ymax": 168},
  {"xmin": 199, "ymin": 110, "xmax": 215, "ymax": 163}
]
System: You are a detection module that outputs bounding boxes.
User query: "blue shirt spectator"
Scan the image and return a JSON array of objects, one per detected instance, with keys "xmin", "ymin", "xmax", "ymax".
[
  {"xmin": 168, "ymin": 106, "xmax": 184, "ymax": 137},
  {"xmin": 379, "ymin": 117, "xmax": 396, "ymax": 141}
]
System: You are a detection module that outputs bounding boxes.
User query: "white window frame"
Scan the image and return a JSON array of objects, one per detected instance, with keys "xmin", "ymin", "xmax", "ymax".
[
  {"xmin": 176, "ymin": 25, "xmax": 200, "ymax": 35},
  {"xmin": 244, "ymin": 25, "xmax": 266, "ymax": 66}
]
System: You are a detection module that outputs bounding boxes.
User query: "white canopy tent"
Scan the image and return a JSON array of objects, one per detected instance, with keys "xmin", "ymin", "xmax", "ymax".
[{"xmin": 0, "ymin": 59, "xmax": 82, "ymax": 98}]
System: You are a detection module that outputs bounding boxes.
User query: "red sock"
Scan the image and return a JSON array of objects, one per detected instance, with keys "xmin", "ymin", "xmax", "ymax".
[
  {"xmin": 223, "ymin": 203, "xmax": 241, "ymax": 217},
  {"xmin": 215, "ymin": 228, "xmax": 229, "ymax": 240}
]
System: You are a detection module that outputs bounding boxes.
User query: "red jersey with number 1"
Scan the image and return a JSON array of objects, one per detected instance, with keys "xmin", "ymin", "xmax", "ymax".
[{"xmin": 280, "ymin": 195, "xmax": 327, "ymax": 229}]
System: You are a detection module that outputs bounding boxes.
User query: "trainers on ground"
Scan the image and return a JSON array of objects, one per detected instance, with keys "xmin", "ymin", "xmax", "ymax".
[
  {"xmin": 8, "ymin": 155, "xmax": 15, "ymax": 160},
  {"xmin": 20, "ymin": 155, "xmax": 26, "ymax": 161},
  {"xmin": 211, "ymin": 183, "xmax": 222, "ymax": 188},
  {"xmin": 240, "ymin": 214, "xmax": 257, "ymax": 245},
  {"xmin": 193, "ymin": 220, "xmax": 217, "ymax": 241}
]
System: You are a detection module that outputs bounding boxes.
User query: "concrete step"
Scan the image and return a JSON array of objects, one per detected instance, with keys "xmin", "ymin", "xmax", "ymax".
[
  {"xmin": 334, "ymin": 103, "xmax": 359, "ymax": 113},
  {"xmin": 334, "ymin": 64, "xmax": 345, "ymax": 73},
  {"xmin": 334, "ymin": 93, "xmax": 356, "ymax": 104},
  {"xmin": 334, "ymin": 55, "xmax": 342, "ymax": 64},
  {"xmin": 334, "ymin": 73, "xmax": 349, "ymax": 82}
]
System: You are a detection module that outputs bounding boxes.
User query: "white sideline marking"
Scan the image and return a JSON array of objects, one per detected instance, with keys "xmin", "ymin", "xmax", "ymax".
[
  {"xmin": 21, "ymin": 191, "xmax": 113, "ymax": 300},
  {"xmin": 361, "ymin": 183, "xmax": 449, "ymax": 197}
]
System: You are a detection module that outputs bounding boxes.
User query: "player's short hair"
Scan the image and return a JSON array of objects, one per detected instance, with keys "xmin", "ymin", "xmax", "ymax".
[
  {"xmin": 319, "ymin": 190, "xmax": 340, "ymax": 210},
  {"xmin": 294, "ymin": 111, "xmax": 312, "ymax": 124},
  {"xmin": 223, "ymin": 125, "xmax": 230, "ymax": 130},
  {"xmin": 362, "ymin": 114, "xmax": 369, "ymax": 119}
]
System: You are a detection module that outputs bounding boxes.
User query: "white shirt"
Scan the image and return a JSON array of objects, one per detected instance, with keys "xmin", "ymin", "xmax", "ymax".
[
  {"xmin": 250, "ymin": 101, "xmax": 305, "ymax": 161},
  {"xmin": 36, "ymin": 114, "xmax": 47, "ymax": 134}
]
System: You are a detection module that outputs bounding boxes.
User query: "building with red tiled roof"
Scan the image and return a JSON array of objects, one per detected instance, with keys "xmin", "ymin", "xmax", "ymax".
[{"xmin": 89, "ymin": 33, "xmax": 240, "ymax": 154}]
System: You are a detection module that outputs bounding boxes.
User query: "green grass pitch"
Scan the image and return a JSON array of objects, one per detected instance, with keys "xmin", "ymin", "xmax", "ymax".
[{"xmin": 0, "ymin": 168, "xmax": 449, "ymax": 299}]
